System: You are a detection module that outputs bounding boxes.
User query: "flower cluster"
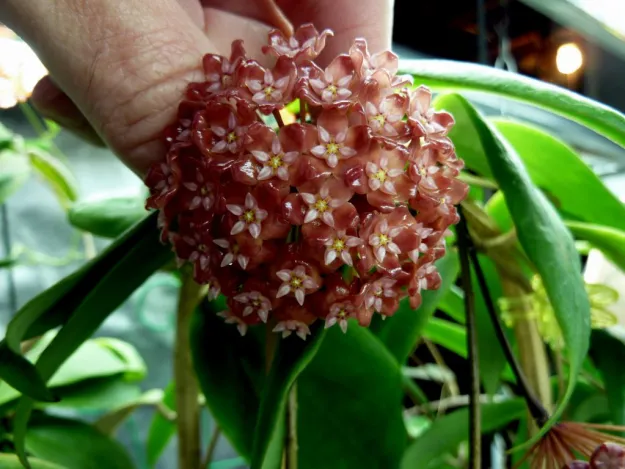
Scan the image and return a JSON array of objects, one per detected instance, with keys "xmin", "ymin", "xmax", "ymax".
[
  {"xmin": 564, "ymin": 442, "xmax": 624, "ymax": 469},
  {"xmin": 145, "ymin": 24, "xmax": 467, "ymax": 339}
]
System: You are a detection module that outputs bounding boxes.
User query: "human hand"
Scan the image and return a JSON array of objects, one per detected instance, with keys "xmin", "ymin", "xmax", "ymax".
[{"xmin": 1, "ymin": 0, "xmax": 393, "ymax": 177}]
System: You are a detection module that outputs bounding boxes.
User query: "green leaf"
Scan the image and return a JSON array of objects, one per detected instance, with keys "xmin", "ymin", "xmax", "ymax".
[
  {"xmin": 93, "ymin": 337, "xmax": 147, "ymax": 381},
  {"xmin": 251, "ymin": 324, "xmax": 326, "ymax": 469},
  {"xmin": 0, "ymin": 454, "xmax": 64, "ymax": 469},
  {"xmin": 3, "ymin": 212, "xmax": 166, "ymax": 353},
  {"xmin": 43, "ymin": 377, "xmax": 141, "ymax": 412},
  {"xmin": 146, "ymin": 381, "xmax": 176, "ymax": 468},
  {"xmin": 27, "ymin": 146, "xmax": 78, "ymax": 209},
  {"xmin": 0, "ymin": 149, "xmax": 31, "ymax": 204},
  {"xmin": 422, "ymin": 317, "xmax": 467, "ymax": 358},
  {"xmin": 0, "ymin": 343, "xmax": 56, "ymax": 403},
  {"xmin": 297, "ymin": 326, "xmax": 408, "ymax": 469},
  {"xmin": 492, "ymin": 119, "xmax": 625, "ymax": 231},
  {"xmin": 373, "ymin": 251, "xmax": 459, "ymax": 363},
  {"xmin": 590, "ymin": 329, "xmax": 625, "ymax": 426},
  {"xmin": 25, "ymin": 416, "xmax": 135, "ymax": 469},
  {"xmin": 68, "ymin": 195, "xmax": 147, "ymax": 238},
  {"xmin": 400, "ymin": 59, "xmax": 625, "ymax": 150},
  {"xmin": 439, "ymin": 286, "xmax": 464, "ymax": 323},
  {"xmin": 0, "ymin": 335, "xmax": 145, "ymax": 408},
  {"xmin": 11, "ymin": 213, "xmax": 171, "ymax": 467},
  {"xmin": 400, "ymin": 399, "xmax": 526, "ymax": 469},
  {"xmin": 0, "ymin": 254, "xmax": 18, "ymax": 268},
  {"xmin": 191, "ymin": 300, "xmax": 265, "ymax": 461},
  {"xmin": 448, "ymin": 94, "xmax": 590, "ymax": 445},
  {"xmin": 94, "ymin": 388, "xmax": 164, "ymax": 435},
  {"xmin": 0, "ymin": 122, "xmax": 14, "ymax": 149},
  {"xmin": 564, "ymin": 221, "xmax": 625, "ymax": 274}
]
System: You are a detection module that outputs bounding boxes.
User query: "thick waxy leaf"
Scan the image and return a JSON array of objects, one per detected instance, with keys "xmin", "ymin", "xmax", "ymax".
[
  {"xmin": 432, "ymin": 101, "xmax": 625, "ymax": 234},
  {"xmin": 0, "ymin": 344, "xmax": 55, "ymax": 404},
  {"xmin": 191, "ymin": 300, "xmax": 265, "ymax": 461},
  {"xmin": 565, "ymin": 221, "xmax": 625, "ymax": 274},
  {"xmin": 68, "ymin": 195, "xmax": 147, "ymax": 238},
  {"xmin": 251, "ymin": 324, "xmax": 326, "ymax": 469},
  {"xmin": 297, "ymin": 326, "xmax": 407, "ymax": 469},
  {"xmin": 28, "ymin": 146, "xmax": 78, "ymax": 209},
  {"xmin": 492, "ymin": 119, "xmax": 625, "ymax": 231},
  {"xmin": 400, "ymin": 59, "xmax": 625, "ymax": 150},
  {"xmin": 11, "ymin": 213, "xmax": 171, "ymax": 466},
  {"xmin": 400, "ymin": 399, "xmax": 526, "ymax": 469},
  {"xmin": 146, "ymin": 381, "xmax": 176, "ymax": 468},
  {"xmin": 438, "ymin": 286, "xmax": 464, "ymax": 323},
  {"xmin": 95, "ymin": 389, "xmax": 164, "ymax": 435},
  {"xmin": 0, "ymin": 336, "xmax": 144, "ymax": 407},
  {"xmin": 373, "ymin": 252, "xmax": 459, "ymax": 363},
  {"xmin": 25, "ymin": 416, "xmax": 135, "ymax": 469},
  {"xmin": 0, "ymin": 148, "xmax": 31, "ymax": 204},
  {"xmin": 423, "ymin": 318, "xmax": 467, "ymax": 358},
  {"xmin": 0, "ymin": 454, "xmax": 64, "ymax": 469},
  {"xmin": 448, "ymin": 94, "xmax": 590, "ymax": 444},
  {"xmin": 590, "ymin": 329, "xmax": 625, "ymax": 426}
]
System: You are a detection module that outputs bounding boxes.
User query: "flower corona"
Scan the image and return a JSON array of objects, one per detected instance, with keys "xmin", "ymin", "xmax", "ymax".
[{"xmin": 145, "ymin": 24, "xmax": 467, "ymax": 339}]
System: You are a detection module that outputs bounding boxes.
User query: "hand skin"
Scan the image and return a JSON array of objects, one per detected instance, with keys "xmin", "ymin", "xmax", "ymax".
[{"xmin": 1, "ymin": 0, "xmax": 393, "ymax": 178}]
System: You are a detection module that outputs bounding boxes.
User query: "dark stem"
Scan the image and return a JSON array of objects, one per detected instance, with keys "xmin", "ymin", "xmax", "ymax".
[
  {"xmin": 273, "ymin": 109, "xmax": 285, "ymax": 128},
  {"xmin": 456, "ymin": 207, "xmax": 481, "ymax": 469},
  {"xmin": 459, "ymin": 208, "xmax": 551, "ymax": 427},
  {"xmin": 201, "ymin": 425, "xmax": 221, "ymax": 468}
]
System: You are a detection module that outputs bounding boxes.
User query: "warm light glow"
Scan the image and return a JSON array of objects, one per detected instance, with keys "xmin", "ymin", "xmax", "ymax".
[
  {"xmin": 0, "ymin": 25, "xmax": 47, "ymax": 109},
  {"xmin": 556, "ymin": 42, "xmax": 583, "ymax": 75}
]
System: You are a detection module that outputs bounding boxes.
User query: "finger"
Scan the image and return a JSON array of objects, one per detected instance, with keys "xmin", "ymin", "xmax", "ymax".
[
  {"xmin": 30, "ymin": 76, "xmax": 105, "ymax": 147},
  {"xmin": 278, "ymin": 0, "xmax": 394, "ymax": 66},
  {"xmin": 2, "ymin": 0, "xmax": 217, "ymax": 177}
]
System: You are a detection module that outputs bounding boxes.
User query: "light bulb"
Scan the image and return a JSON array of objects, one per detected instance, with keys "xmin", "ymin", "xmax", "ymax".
[{"xmin": 556, "ymin": 42, "xmax": 583, "ymax": 75}]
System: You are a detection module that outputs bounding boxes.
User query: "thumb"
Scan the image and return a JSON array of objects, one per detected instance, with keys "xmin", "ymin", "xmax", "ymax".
[{"xmin": 2, "ymin": 0, "xmax": 216, "ymax": 176}]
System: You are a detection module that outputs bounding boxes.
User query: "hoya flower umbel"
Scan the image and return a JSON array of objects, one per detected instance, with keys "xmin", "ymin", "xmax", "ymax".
[{"xmin": 144, "ymin": 22, "xmax": 467, "ymax": 338}]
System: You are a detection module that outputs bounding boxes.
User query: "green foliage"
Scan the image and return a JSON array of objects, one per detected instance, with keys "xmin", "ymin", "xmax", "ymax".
[
  {"xmin": 400, "ymin": 399, "xmax": 526, "ymax": 468},
  {"xmin": 25, "ymin": 416, "xmax": 135, "ymax": 469},
  {"xmin": 401, "ymin": 59, "xmax": 625, "ymax": 150},
  {"xmin": 0, "ymin": 148, "xmax": 31, "ymax": 204},
  {"xmin": 591, "ymin": 329, "xmax": 625, "ymax": 426},
  {"xmin": 68, "ymin": 195, "xmax": 147, "ymax": 238},
  {"xmin": 146, "ymin": 381, "xmax": 176, "ymax": 467},
  {"xmin": 27, "ymin": 145, "xmax": 78, "ymax": 209},
  {"xmin": 445, "ymin": 93, "xmax": 591, "ymax": 444}
]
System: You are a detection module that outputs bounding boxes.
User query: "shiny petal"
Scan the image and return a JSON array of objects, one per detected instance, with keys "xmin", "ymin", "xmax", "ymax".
[
  {"xmin": 227, "ymin": 204, "xmax": 243, "ymax": 216},
  {"xmin": 276, "ymin": 270, "xmax": 292, "ymax": 281},
  {"xmin": 258, "ymin": 167, "xmax": 273, "ymax": 180},
  {"xmin": 252, "ymin": 150, "xmax": 269, "ymax": 162},
  {"xmin": 295, "ymin": 288, "xmax": 305, "ymax": 306},
  {"xmin": 230, "ymin": 220, "xmax": 246, "ymax": 235},
  {"xmin": 276, "ymin": 284, "xmax": 291, "ymax": 298},
  {"xmin": 304, "ymin": 209, "xmax": 318, "ymax": 223},
  {"xmin": 249, "ymin": 223, "xmax": 261, "ymax": 239},
  {"xmin": 325, "ymin": 249, "xmax": 338, "ymax": 265}
]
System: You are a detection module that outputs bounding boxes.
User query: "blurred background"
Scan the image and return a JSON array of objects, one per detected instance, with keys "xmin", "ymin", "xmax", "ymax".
[{"xmin": 1, "ymin": 0, "xmax": 624, "ymax": 468}]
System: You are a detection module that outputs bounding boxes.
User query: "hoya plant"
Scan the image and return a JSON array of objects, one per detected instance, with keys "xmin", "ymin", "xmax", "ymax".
[{"xmin": 2, "ymin": 21, "xmax": 625, "ymax": 469}]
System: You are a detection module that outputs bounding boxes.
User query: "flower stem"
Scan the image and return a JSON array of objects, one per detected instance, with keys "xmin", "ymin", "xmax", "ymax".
[
  {"xmin": 456, "ymin": 208, "xmax": 481, "ymax": 469},
  {"xmin": 468, "ymin": 237, "xmax": 550, "ymax": 426},
  {"xmin": 175, "ymin": 271, "xmax": 206, "ymax": 469},
  {"xmin": 201, "ymin": 425, "xmax": 221, "ymax": 468},
  {"xmin": 286, "ymin": 383, "xmax": 298, "ymax": 469},
  {"xmin": 273, "ymin": 109, "xmax": 285, "ymax": 128}
]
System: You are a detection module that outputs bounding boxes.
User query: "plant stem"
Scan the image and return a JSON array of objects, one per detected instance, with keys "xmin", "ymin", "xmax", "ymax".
[
  {"xmin": 175, "ymin": 271, "xmax": 206, "ymax": 469},
  {"xmin": 456, "ymin": 208, "xmax": 481, "ymax": 469},
  {"xmin": 273, "ymin": 109, "xmax": 285, "ymax": 128},
  {"xmin": 286, "ymin": 383, "xmax": 298, "ymax": 469},
  {"xmin": 201, "ymin": 425, "xmax": 221, "ymax": 468},
  {"xmin": 468, "ymin": 242, "xmax": 550, "ymax": 426}
]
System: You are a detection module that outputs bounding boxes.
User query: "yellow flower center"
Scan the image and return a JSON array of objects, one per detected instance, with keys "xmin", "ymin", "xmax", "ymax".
[
  {"xmin": 290, "ymin": 276, "xmax": 303, "ymax": 289},
  {"xmin": 332, "ymin": 238, "xmax": 345, "ymax": 252},
  {"xmin": 374, "ymin": 169, "xmax": 387, "ymax": 182},
  {"xmin": 232, "ymin": 243, "xmax": 240, "ymax": 254},
  {"xmin": 243, "ymin": 210, "xmax": 256, "ymax": 223},
  {"xmin": 269, "ymin": 155, "xmax": 283, "ymax": 169},
  {"xmin": 439, "ymin": 197, "xmax": 446, "ymax": 205},
  {"xmin": 264, "ymin": 86, "xmax": 274, "ymax": 97},
  {"xmin": 378, "ymin": 234, "xmax": 389, "ymax": 246},
  {"xmin": 227, "ymin": 132, "xmax": 237, "ymax": 143},
  {"xmin": 252, "ymin": 299, "xmax": 261, "ymax": 307},
  {"xmin": 326, "ymin": 142, "xmax": 340, "ymax": 155},
  {"xmin": 198, "ymin": 244, "xmax": 208, "ymax": 252},
  {"xmin": 200, "ymin": 186, "xmax": 209, "ymax": 195},
  {"xmin": 337, "ymin": 308, "xmax": 348, "ymax": 319},
  {"xmin": 314, "ymin": 199, "xmax": 329, "ymax": 212},
  {"xmin": 372, "ymin": 114, "xmax": 385, "ymax": 126},
  {"xmin": 326, "ymin": 84, "xmax": 338, "ymax": 96}
]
